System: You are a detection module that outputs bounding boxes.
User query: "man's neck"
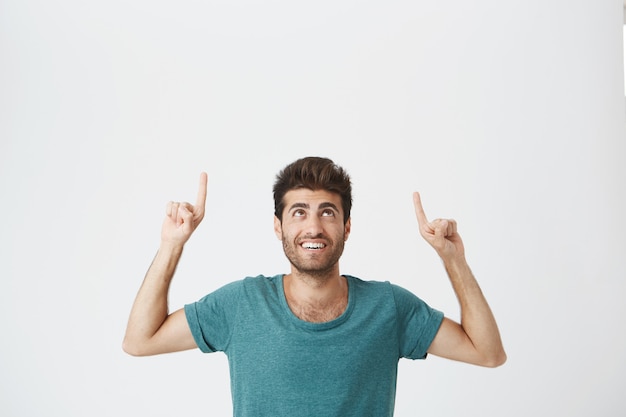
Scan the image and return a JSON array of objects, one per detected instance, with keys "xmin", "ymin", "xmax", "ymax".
[{"xmin": 283, "ymin": 270, "xmax": 348, "ymax": 322}]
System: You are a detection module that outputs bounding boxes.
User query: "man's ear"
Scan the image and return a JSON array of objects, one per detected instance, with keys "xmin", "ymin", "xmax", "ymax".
[
  {"xmin": 344, "ymin": 217, "xmax": 351, "ymax": 241},
  {"xmin": 273, "ymin": 216, "xmax": 283, "ymax": 240}
]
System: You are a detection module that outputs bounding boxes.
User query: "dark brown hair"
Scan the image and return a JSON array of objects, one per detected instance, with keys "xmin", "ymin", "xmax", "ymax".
[{"xmin": 273, "ymin": 157, "xmax": 352, "ymax": 224}]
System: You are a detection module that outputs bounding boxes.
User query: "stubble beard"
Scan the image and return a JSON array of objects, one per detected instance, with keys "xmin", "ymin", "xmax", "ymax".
[{"xmin": 282, "ymin": 233, "xmax": 345, "ymax": 281}]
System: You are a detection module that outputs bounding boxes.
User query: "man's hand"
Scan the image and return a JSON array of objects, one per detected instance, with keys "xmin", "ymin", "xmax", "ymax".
[
  {"xmin": 161, "ymin": 172, "xmax": 208, "ymax": 246},
  {"xmin": 413, "ymin": 192, "xmax": 506, "ymax": 367},
  {"xmin": 123, "ymin": 173, "xmax": 207, "ymax": 356},
  {"xmin": 412, "ymin": 192, "xmax": 465, "ymax": 261}
]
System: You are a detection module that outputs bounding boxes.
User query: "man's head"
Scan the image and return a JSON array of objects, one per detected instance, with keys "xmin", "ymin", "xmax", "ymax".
[
  {"xmin": 273, "ymin": 157, "xmax": 352, "ymax": 224},
  {"xmin": 273, "ymin": 157, "xmax": 352, "ymax": 278}
]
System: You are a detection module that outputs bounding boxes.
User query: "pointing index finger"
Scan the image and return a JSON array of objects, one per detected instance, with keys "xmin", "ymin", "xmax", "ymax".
[
  {"xmin": 196, "ymin": 172, "xmax": 208, "ymax": 210},
  {"xmin": 412, "ymin": 192, "xmax": 429, "ymax": 226}
]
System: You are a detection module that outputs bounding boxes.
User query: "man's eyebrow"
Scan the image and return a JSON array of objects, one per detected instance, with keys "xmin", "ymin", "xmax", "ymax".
[
  {"xmin": 287, "ymin": 202, "xmax": 339, "ymax": 212},
  {"xmin": 288, "ymin": 202, "xmax": 310, "ymax": 212},
  {"xmin": 319, "ymin": 202, "xmax": 340, "ymax": 212}
]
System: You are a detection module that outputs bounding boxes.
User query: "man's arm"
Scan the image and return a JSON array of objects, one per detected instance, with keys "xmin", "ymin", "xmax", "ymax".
[
  {"xmin": 413, "ymin": 192, "xmax": 506, "ymax": 368},
  {"xmin": 122, "ymin": 173, "xmax": 208, "ymax": 356}
]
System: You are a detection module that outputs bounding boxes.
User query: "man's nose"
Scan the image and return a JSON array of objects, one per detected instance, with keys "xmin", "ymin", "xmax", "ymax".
[{"xmin": 303, "ymin": 215, "xmax": 324, "ymax": 235}]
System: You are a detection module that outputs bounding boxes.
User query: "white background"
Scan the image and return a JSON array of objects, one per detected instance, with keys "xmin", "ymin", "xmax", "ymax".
[{"xmin": 1, "ymin": 0, "xmax": 625, "ymax": 416}]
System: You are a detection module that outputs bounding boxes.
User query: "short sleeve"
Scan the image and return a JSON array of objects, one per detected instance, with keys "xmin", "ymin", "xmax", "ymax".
[
  {"xmin": 391, "ymin": 284, "xmax": 444, "ymax": 360},
  {"xmin": 184, "ymin": 280, "xmax": 243, "ymax": 353}
]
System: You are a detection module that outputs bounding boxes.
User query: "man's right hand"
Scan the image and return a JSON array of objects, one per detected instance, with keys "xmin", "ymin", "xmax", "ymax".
[
  {"xmin": 123, "ymin": 172, "xmax": 207, "ymax": 356},
  {"xmin": 161, "ymin": 172, "xmax": 208, "ymax": 246}
]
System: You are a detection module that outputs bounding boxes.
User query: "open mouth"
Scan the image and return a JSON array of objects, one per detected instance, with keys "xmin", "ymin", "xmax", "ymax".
[{"xmin": 301, "ymin": 242, "xmax": 326, "ymax": 250}]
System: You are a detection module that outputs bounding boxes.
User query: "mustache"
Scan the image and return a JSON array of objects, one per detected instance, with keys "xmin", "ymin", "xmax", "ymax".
[{"xmin": 298, "ymin": 233, "xmax": 329, "ymax": 242}]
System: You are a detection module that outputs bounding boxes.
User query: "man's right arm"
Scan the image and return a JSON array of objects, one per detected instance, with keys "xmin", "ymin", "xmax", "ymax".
[{"xmin": 122, "ymin": 173, "xmax": 208, "ymax": 356}]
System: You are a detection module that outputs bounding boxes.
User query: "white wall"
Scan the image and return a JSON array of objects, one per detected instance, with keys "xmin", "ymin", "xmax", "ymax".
[{"xmin": 1, "ymin": 1, "xmax": 625, "ymax": 416}]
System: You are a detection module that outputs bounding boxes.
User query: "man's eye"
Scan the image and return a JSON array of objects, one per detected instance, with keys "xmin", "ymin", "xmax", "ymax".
[
  {"xmin": 322, "ymin": 209, "xmax": 335, "ymax": 217},
  {"xmin": 294, "ymin": 210, "xmax": 305, "ymax": 217}
]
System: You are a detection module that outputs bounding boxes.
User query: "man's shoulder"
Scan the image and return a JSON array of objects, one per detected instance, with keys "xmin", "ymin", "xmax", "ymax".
[
  {"xmin": 241, "ymin": 274, "xmax": 282, "ymax": 287},
  {"xmin": 345, "ymin": 274, "xmax": 392, "ymax": 289},
  {"xmin": 346, "ymin": 275, "xmax": 425, "ymax": 303},
  {"xmin": 344, "ymin": 275, "xmax": 397, "ymax": 303},
  {"xmin": 238, "ymin": 275, "xmax": 284, "ymax": 301},
  {"xmin": 192, "ymin": 274, "xmax": 282, "ymax": 308}
]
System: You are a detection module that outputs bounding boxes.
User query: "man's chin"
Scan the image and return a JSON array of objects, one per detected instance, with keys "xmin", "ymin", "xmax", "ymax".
[{"xmin": 290, "ymin": 262, "xmax": 337, "ymax": 279}]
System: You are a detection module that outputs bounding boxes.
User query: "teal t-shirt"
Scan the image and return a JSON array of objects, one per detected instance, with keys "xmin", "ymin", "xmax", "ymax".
[{"xmin": 185, "ymin": 275, "xmax": 444, "ymax": 417}]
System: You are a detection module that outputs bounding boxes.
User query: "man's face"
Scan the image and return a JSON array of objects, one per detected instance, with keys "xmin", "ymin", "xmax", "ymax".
[{"xmin": 274, "ymin": 188, "xmax": 351, "ymax": 278}]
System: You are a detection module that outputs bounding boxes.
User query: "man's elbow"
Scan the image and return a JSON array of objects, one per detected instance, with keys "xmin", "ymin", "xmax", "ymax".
[
  {"xmin": 482, "ymin": 349, "xmax": 507, "ymax": 368},
  {"xmin": 122, "ymin": 338, "xmax": 150, "ymax": 357}
]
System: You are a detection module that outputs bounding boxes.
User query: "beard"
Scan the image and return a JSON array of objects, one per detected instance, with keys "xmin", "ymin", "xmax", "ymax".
[{"xmin": 281, "ymin": 232, "xmax": 345, "ymax": 280}]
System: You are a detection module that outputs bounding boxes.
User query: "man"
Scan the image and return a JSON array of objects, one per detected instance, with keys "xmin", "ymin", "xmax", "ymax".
[{"xmin": 123, "ymin": 156, "xmax": 506, "ymax": 416}]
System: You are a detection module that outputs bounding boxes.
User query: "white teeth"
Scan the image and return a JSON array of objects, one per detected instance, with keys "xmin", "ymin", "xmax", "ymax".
[{"xmin": 302, "ymin": 242, "xmax": 325, "ymax": 249}]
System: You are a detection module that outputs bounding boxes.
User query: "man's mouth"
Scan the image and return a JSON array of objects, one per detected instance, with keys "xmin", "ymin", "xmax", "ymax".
[{"xmin": 301, "ymin": 242, "xmax": 326, "ymax": 250}]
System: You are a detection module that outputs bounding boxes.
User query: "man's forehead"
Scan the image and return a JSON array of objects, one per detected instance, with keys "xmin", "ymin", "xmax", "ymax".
[{"xmin": 283, "ymin": 188, "xmax": 342, "ymax": 206}]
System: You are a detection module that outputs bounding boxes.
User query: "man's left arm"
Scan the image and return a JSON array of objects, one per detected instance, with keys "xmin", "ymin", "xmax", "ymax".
[{"xmin": 413, "ymin": 192, "xmax": 506, "ymax": 368}]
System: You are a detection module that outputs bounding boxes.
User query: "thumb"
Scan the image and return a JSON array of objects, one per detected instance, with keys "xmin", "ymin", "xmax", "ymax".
[
  {"xmin": 178, "ymin": 204, "xmax": 194, "ymax": 233},
  {"xmin": 432, "ymin": 219, "xmax": 449, "ymax": 249}
]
